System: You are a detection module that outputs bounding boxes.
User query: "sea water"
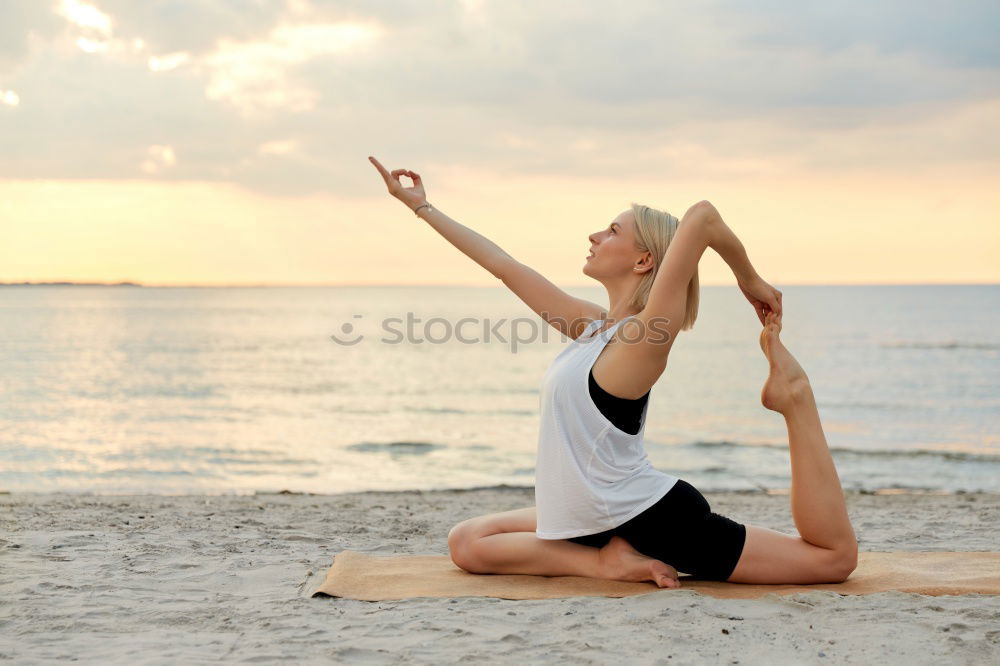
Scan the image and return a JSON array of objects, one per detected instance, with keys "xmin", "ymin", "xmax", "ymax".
[{"xmin": 0, "ymin": 284, "xmax": 996, "ymax": 495}]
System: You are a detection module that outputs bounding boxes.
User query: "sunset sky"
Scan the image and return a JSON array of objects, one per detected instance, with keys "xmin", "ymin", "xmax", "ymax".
[{"xmin": 1, "ymin": 0, "xmax": 998, "ymax": 286}]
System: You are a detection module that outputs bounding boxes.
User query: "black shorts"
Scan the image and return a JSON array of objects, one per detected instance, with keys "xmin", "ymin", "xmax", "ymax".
[{"xmin": 566, "ymin": 479, "xmax": 747, "ymax": 581}]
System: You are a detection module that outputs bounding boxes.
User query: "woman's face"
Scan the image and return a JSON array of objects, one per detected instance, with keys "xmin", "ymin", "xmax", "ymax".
[{"xmin": 584, "ymin": 209, "xmax": 636, "ymax": 276}]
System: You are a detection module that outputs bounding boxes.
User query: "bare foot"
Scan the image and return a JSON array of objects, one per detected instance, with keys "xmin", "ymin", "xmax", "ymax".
[
  {"xmin": 598, "ymin": 536, "xmax": 680, "ymax": 589},
  {"xmin": 759, "ymin": 311, "xmax": 811, "ymax": 414}
]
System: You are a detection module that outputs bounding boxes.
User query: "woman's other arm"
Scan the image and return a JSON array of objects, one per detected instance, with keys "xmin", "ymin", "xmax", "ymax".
[
  {"xmin": 706, "ymin": 205, "xmax": 757, "ymax": 285},
  {"xmin": 706, "ymin": 204, "xmax": 783, "ymax": 324},
  {"xmin": 639, "ymin": 201, "xmax": 781, "ymax": 358},
  {"xmin": 704, "ymin": 205, "xmax": 783, "ymax": 323},
  {"xmin": 639, "ymin": 201, "xmax": 716, "ymax": 346}
]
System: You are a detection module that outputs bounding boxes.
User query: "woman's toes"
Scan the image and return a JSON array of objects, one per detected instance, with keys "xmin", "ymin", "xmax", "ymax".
[
  {"xmin": 650, "ymin": 560, "xmax": 680, "ymax": 588},
  {"xmin": 657, "ymin": 573, "xmax": 680, "ymax": 588}
]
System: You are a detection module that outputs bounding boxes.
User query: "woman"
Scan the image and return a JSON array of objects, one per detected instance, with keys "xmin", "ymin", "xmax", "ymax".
[{"xmin": 369, "ymin": 155, "xmax": 858, "ymax": 589}]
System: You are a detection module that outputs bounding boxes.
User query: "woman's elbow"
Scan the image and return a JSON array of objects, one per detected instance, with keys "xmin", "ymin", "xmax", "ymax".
[
  {"xmin": 689, "ymin": 200, "xmax": 718, "ymax": 218},
  {"xmin": 683, "ymin": 201, "xmax": 721, "ymax": 234}
]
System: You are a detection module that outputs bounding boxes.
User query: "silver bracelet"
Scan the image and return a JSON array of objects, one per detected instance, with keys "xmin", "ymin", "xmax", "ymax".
[{"xmin": 413, "ymin": 202, "xmax": 433, "ymax": 215}]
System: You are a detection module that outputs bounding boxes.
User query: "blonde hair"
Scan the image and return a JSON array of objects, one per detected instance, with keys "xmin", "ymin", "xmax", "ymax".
[{"xmin": 627, "ymin": 202, "xmax": 700, "ymax": 330}]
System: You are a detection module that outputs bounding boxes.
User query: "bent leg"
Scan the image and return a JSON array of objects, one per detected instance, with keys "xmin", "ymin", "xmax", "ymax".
[
  {"xmin": 727, "ymin": 524, "xmax": 856, "ymax": 584},
  {"xmin": 449, "ymin": 506, "xmax": 600, "ymax": 576},
  {"xmin": 458, "ymin": 531, "xmax": 607, "ymax": 578},
  {"xmin": 447, "ymin": 507, "xmax": 679, "ymax": 587}
]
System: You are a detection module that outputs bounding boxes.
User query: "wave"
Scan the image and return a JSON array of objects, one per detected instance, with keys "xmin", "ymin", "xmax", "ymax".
[
  {"xmin": 880, "ymin": 341, "xmax": 1000, "ymax": 351},
  {"xmin": 816, "ymin": 400, "xmax": 911, "ymax": 411},
  {"xmin": 345, "ymin": 441, "xmax": 445, "ymax": 455},
  {"xmin": 402, "ymin": 406, "xmax": 464, "ymax": 414},
  {"xmin": 401, "ymin": 406, "xmax": 535, "ymax": 416},
  {"xmin": 688, "ymin": 439, "xmax": 1000, "ymax": 463}
]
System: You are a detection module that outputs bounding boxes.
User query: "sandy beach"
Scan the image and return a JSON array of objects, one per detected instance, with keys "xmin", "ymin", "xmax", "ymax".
[{"xmin": 2, "ymin": 486, "xmax": 998, "ymax": 664}]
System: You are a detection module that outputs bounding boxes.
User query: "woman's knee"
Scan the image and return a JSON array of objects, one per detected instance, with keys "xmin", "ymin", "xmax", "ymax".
[
  {"xmin": 447, "ymin": 523, "xmax": 486, "ymax": 573},
  {"xmin": 447, "ymin": 507, "xmax": 538, "ymax": 571},
  {"xmin": 800, "ymin": 537, "xmax": 860, "ymax": 583},
  {"xmin": 830, "ymin": 541, "xmax": 859, "ymax": 582},
  {"xmin": 447, "ymin": 507, "xmax": 536, "ymax": 551},
  {"xmin": 448, "ymin": 520, "xmax": 473, "ymax": 555},
  {"xmin": 448, "ymin": 520, "xmax": 488, "ymax": 569}
]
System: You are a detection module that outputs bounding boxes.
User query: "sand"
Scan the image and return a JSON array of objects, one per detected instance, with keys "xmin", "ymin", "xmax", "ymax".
[{"xmin": 2, "ymin": 486, "xmax": 998, "ymax": 664}]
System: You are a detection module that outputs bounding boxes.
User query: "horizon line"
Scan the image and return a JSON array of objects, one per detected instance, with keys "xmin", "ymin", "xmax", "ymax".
[{"xmin": 2, "ymin": 280, "xmax": 998, "ymax": 288}]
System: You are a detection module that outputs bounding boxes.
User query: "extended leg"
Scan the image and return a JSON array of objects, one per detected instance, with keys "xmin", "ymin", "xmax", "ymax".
[
  {"xmin": 727, "ymin": 312, "xmax": 858, "ymax": 584},
  {"xmin": 759, "ymin": 310, "xmax": 856, "ymax": 551}
]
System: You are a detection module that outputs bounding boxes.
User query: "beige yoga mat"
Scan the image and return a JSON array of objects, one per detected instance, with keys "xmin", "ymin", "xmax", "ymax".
[{"xmin": 313, "ymin": 550, "xmax": 1000, "ymax": 601}]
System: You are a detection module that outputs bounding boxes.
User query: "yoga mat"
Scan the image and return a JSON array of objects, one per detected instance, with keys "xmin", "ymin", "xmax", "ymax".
[{"xmin": 313, "ymin": 550, "xmax": 1000, "ymax": 601}]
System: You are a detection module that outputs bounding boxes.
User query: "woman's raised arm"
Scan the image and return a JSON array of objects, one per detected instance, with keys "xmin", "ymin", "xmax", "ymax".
[
  {"xmin": 369, "ymin": 156, "xmax": 511, "ymax": 276},
  {"xmin": 368, "ymin": 155, "xmax": 604, "ymax": 337},
  {"xmin": 413, "ymin": 202, "xmax": 513, "ymax": 278}
]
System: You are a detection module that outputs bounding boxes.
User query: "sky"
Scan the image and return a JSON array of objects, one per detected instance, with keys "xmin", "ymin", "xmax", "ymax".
[{"xmin": 1, "ymin": 0, "xmax": 998, "ymax": 286}]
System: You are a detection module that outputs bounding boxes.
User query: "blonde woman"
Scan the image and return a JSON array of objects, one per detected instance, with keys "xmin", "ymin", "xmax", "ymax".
[{"xmin": 369, "ymin": 156, "xmax": 858, "ymax": 588}]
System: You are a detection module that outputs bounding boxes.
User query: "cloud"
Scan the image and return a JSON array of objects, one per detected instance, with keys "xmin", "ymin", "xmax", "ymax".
[
  {"xmin": 0, "ymin": 1, "xmax": 62, "ymax": 68},
  {"xmin": 0, "ymin": 0, "xmax": 996, "ymax": 196},
  {"xmin": 54, "ymin": 0, "xmax": 112, "ymax": 38},
  {"xmin": 147, "ymin": 51, "xmax": 191, "ymax": 73},
  {"xmin": 197, "ymin": 21, "xmax": 383, "ymax": 117},
  {"xmin": 258, "ymin": 140, "xmax": 299, "ymax": 156},
  {"xmin": 140, "ymin": 144, "xmax": 177, "ymax": 174},
  {"xmin": 95, "ymin": 0, "xmax": 290, "ymax": 56},
  {"xmin": 722, "ymin": 0, "xmax": 1000, "ymax": 69}
]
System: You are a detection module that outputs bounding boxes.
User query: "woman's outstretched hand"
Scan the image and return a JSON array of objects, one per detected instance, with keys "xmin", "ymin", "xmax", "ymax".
[
  {"xmin": 369, "ymin": 155, "xmax": 427, "ymax": 211},
  {"xmin": 737, "ymin": 273, "xmax": 782, "ymax": 325}
]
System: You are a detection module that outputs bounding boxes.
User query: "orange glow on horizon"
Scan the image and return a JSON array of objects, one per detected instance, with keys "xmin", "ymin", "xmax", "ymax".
[{"xmin": 2, "ymin": 161, "xmax": 998, "ymax": 287}]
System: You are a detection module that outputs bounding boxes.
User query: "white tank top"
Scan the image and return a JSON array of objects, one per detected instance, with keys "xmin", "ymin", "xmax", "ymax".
[{"xmin": 534, "ymin": 315, "xmax": 679, "ymax": 540}]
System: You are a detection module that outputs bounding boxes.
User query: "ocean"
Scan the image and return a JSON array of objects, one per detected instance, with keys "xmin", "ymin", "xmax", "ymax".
[{"xmin": 1, "ymin": 284, "xmax": 997, "ymax": 496}]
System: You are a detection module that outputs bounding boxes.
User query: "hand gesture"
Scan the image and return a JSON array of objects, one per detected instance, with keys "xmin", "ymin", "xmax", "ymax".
[
  {"xmin": 369, "ymin": 155, "xmax": 427, "ymax": 211},
  {"xmin": 737, "ymin": 273, "xmax": 782, "ymax": 325}
]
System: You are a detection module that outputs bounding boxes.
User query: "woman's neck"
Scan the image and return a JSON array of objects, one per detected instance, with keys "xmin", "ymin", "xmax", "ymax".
[
  {"xmin": 602, "ymin": 279, "xmax": 643, "ymax": 322},
  {"xmin": 603, "ymin": 305, "xmax": 641, "ymax": 322}
]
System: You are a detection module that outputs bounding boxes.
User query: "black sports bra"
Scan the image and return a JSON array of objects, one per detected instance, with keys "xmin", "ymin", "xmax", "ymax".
[{"xmin": 588, "ymin": 368, "xmax": 649, "ymax": 435}]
